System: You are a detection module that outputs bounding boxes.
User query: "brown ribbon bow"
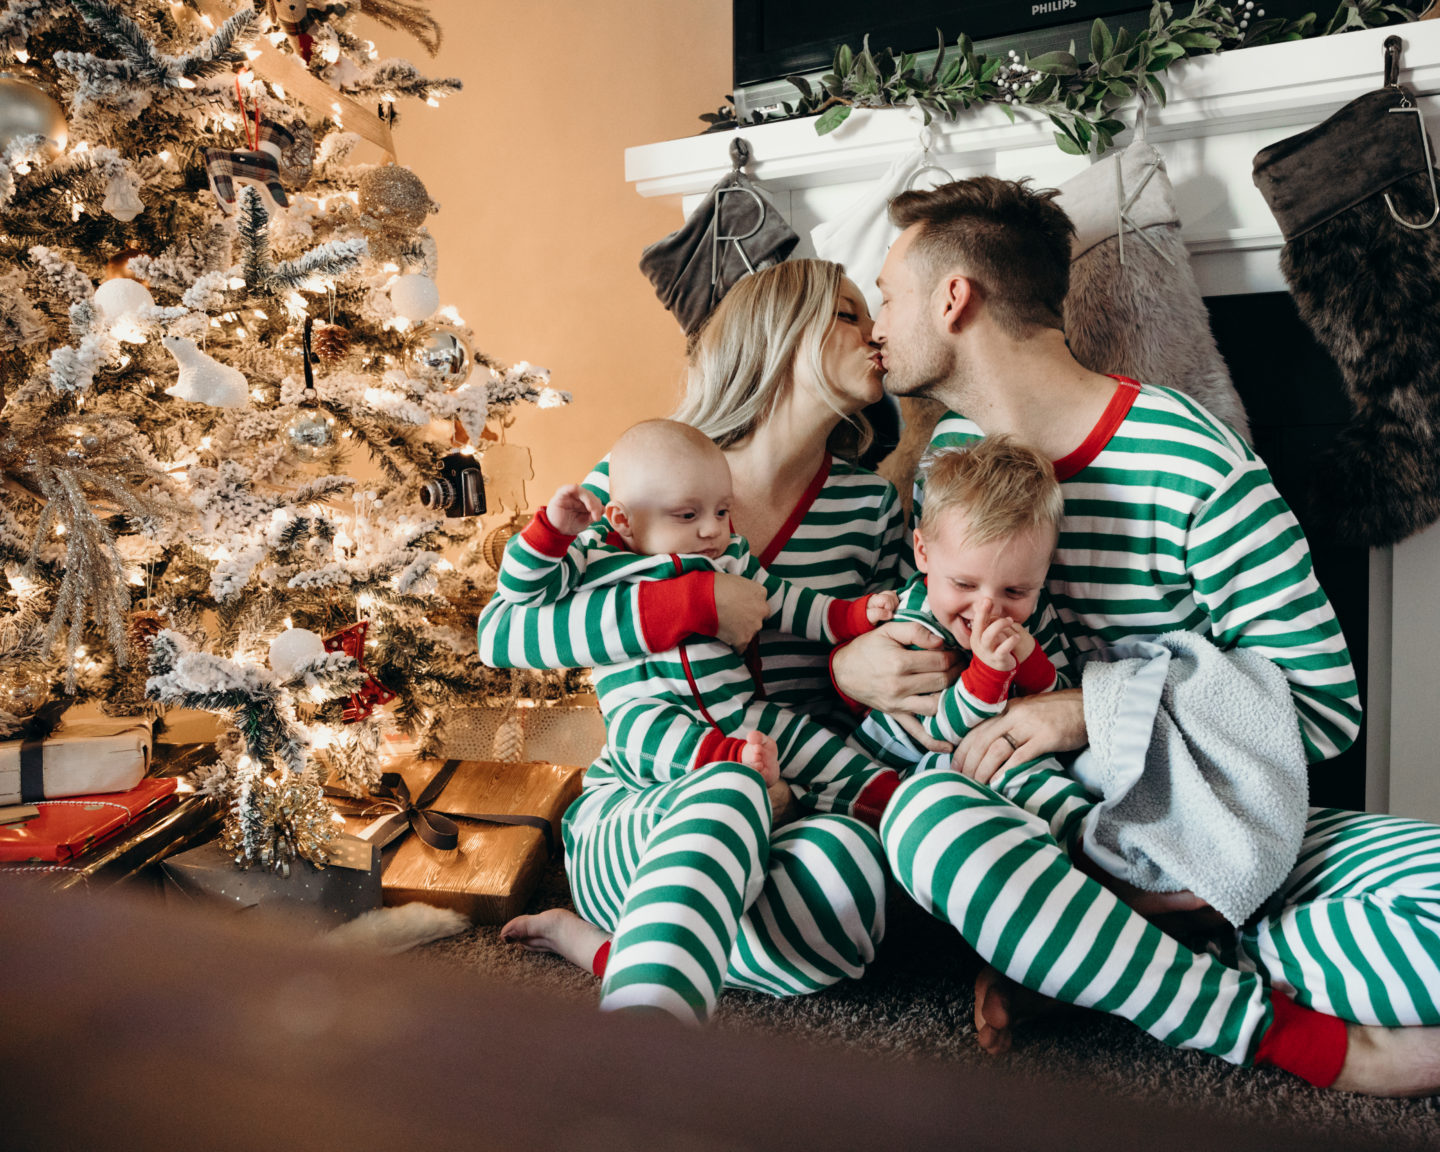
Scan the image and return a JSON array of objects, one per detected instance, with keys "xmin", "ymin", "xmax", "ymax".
[{"xmin": 330, "ymin": 759, "xmax": 557, "ymax": 856}]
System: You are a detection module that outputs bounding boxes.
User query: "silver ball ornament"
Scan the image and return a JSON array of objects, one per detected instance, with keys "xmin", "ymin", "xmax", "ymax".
[
  {"xmin": 404, "ymin": 325, "xmax": 471, "ymax": 388},
  {"xmin": 0, "ymin": 74, "xmax": 67, "ymax": 159},
  {"xmin": 284, "ymin": 408, "xmax": 337, "ymax": 460}
]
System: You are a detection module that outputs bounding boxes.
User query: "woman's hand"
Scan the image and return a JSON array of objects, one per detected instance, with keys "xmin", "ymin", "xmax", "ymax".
[
  {"xmin": 951, "ymin": 688, "xmax": 1088, "ymax": 783},
  {"xmin": 768, "ymin": 780, "xmax": 797, "ymax": 829},
  {"xmin": 832, "ymin": 622, "xmax": 960, "ymax": 713},
  {"xmin": 713, "ymin": 572, "xmax": 770, "ymax": 651}
]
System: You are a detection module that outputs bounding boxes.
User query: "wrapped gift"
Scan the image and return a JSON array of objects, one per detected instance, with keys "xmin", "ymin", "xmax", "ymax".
[
  {"xmin": 335, "ymin": 757, "xmax": 583, "ymax": 923},
  {"xmin": 162, "ymin": 834, "xmax": 381, "ymax": 929},
  {"xmin": 0, "ymin": 777, "xmax": 178, "ymax": 863},
  {"xmin": 441, "ymin": 696, "xmax": 604, "ymax": 766},
  {"xmin": 0, "ymin": 713, "xmax": 152, "ymax": 806}
]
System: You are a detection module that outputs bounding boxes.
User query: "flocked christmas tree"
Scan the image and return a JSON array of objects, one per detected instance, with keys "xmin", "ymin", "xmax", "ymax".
[{"xmin": 0, "ymin": 0, "xmax": 579, "ymax": 872}]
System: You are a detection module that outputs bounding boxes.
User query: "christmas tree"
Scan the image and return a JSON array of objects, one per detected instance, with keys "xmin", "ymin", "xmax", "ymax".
[{"xmin": 0, "ymin": 0, "xmax": 574, "ymax": 872}]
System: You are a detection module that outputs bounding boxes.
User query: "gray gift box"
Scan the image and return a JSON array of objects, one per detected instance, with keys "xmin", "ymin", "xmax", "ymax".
[{"xmin": 161, "ymin": 833, "xmax": 382, "ymax": 929}]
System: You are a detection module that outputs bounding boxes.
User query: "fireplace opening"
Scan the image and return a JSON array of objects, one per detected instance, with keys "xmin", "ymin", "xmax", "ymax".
[{"xmin": 1205, "ymin": 291, "xmax": 1369, "ymax": 811}]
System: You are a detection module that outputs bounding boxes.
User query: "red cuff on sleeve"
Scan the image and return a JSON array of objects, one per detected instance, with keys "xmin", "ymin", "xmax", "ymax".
[
  {"xmin": 638, "ymin": 570, "xmax": 717, "ymax": 651},
  {"xmin": 852, "ymin": 770, "xmax": 901, "ymax": 831},
  {"xmin": 1012, "ymin": 644, "xmax": 1058, "ymax": 696},
  {"xmin": 828, "ymin": 643, "xmax": 868, "ymax": 716},
  {"xmin": 827, "ymin": 596, "xmax": 878, "ymax": 643},
  {"xmin": 696, "ymin": 728, "xmax": 748, "ymax": 768},
  {"xmin": 1253, "ymin": 992, "xmax": 1347, "ymax": 1087},
  {"xmin": 960, "ymin": 657, "xmax": 1013, "ymax": 704},
  {"xmin": 520, "ymin": 506, "xmax": 576, "ymax": 558}
]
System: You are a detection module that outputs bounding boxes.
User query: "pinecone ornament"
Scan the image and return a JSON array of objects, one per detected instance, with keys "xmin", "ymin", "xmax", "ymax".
[
  {"xmin": 311, "ymin": 321, "xmax": 352, "ymax": 362},
  {"xmin": 127, "ymin": 608, "xmax": 164, "ymax": 657}
]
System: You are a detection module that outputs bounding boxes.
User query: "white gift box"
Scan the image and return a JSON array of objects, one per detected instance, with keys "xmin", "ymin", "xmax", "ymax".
[{"xmin": 0, "ymin": 716, "xmax": 153, "ymax": 806}]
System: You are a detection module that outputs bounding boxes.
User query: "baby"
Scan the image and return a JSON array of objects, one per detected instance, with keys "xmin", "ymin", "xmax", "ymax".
[
  {"xmin": 494, "ymin": 418, "xmax": 900, "ymax": 810},
  {"xmin": 851, "ymin": 435, "xmax": 1073, "ymax": 773}
]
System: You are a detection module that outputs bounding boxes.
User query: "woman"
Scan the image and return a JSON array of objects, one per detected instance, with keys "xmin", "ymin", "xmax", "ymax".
[{"xmin": 479, "ymin": 260, "xmax": 956, "ymax": 1022}]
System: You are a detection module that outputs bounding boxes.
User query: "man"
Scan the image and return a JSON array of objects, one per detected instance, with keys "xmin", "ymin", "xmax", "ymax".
[{"xmin": 852, "ymin": 174, "xmax": 1440, "ymax": 1096}]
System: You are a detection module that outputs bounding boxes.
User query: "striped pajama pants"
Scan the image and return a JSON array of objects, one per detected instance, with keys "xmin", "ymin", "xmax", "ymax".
[
  {"xmin": 564, "ymin": 764, "xmax": 888, "ymax": 1024},
  {"xmin": 884, "ymin": 761, "xmax": 1440, "ymax": 1063}
]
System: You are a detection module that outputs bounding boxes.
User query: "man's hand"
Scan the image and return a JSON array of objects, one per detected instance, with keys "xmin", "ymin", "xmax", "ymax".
[
  {"xmin": 952, "ymin": 688, "xmax": 1087, "ymax": 783},
  {"xmin": 767, "ymin": 779, "xmax": 797, "ymax": 829},
  {"xmin": 546, "ymin": 484, "xmax": 604, "ymax": 536},
  {"xmin": 832, "ymin": 621, "xmax": 960, "ymax": 714},
  {"xmin": 713, "ymin": 572, "xmax": 769, "ymax": 651}
]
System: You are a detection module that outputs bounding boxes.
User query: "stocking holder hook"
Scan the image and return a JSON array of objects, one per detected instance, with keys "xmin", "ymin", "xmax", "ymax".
[{"xmin": 1381, "ymin": 37, "xmax": 1440, "ymax": 231}]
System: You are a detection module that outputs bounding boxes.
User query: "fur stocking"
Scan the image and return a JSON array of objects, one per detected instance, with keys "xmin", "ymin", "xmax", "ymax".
[
  {"xmin": 1255, "ymin": 86, "xmax": 1440, "ymax": 546},
  {"xmin": 1058, "ymin": 141, "xmax": 1252, "ymax": 443}
]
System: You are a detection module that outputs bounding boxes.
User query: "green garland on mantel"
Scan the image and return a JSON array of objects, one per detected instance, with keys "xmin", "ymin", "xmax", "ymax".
[{"xmin": 702, "ymin": 0, "xmax": 1420, "ymax": 156}]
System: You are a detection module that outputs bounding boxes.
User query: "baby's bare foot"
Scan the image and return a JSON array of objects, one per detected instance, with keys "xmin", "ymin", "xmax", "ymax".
[
  {"xmin": 739, "ymin": 731, "xmax": 779, "ymax": 786},
  {"xmin": 500, "ymin": 908, "xmax": 610, "ymax": 974}
]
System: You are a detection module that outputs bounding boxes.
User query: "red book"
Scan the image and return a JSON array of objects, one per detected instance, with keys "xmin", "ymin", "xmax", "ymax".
[{"xmin": 0, "ymin": 778, "xmax": 178, "ymax": 864}]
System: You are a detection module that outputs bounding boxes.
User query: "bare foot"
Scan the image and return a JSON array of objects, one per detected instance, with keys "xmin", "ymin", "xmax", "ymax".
[
  {"xmin": 973, "ymin": 964, "xmax": 1070, "ymax": 1055},
  {"xmin": 1331, "ymin": 1023, "xmax": 1440, "ymax": 1097},
  {"xmin": 739, "ymin": 731, "xmax": 779, "ymax": 786},
  {"xmin": 499, "ymin": 908, "xmax": 610, "ymax": 975}
]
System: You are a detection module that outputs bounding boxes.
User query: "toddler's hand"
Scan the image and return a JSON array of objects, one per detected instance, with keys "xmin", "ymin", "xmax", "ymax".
[
  {"xmin": 546, "ymin": 484, "xmax": 604, "ymax": 536},
  {"xmin": 739, "ymin": 730, "xmax": 780, "ymax": 786},
  {"xmin": 866, "ymin": 591, "xmax": 899, "ymax": 625},
  {"xmin": 969, "ymin": 598, "xmax": 1025, "ymax": 673}
]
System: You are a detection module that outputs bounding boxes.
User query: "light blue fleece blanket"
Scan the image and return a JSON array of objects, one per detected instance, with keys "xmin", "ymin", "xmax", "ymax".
[{"xmin": 1070, "ymin": 631, "xmax": 1309, "ymax": 927}]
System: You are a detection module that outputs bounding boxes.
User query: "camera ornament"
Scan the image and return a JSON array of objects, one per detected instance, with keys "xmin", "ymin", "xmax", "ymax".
[{"xmin": 419, "ymin": 451, "xmax": 485, "ymax": 518}]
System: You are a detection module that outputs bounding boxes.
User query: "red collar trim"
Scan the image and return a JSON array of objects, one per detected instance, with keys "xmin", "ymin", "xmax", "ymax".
[
  {"xmin": 1051, "ymin": 376, "xmax": 1140, "ymax": 481},
  {"xmin": 759, "ymin": 456, "xmax": 831, "ymax": 569}
]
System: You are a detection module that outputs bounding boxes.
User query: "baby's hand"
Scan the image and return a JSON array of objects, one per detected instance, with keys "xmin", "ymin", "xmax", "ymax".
[
  {"xmin": 866, "ymin": 591, "xmax": 899, "ymax": 625},
  {"xmin": 546, "ymin": 484, "xmax": 604, "ymax": 536},
  {"xmin": 970, "ymin": 598, "xmax": 1027, "ymax": 673},
  {"xmin": 739, "ymin": 730, "xmax": 780, "ymax": 786}
]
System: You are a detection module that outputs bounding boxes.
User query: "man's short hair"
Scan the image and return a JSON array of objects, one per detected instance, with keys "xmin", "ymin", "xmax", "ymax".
[
  {"xmin": 889, "ymin": 176, "xmax": 1075, "ymax": 336},
  {"xmin": 918, "ymin": 435, "xmax": 1063, "ymax": 546}
]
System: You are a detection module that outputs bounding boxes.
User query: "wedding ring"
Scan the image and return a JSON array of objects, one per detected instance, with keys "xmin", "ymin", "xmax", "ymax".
[{"xmin": 1001, "ymin": 732, "xmax": 1019, "ymax": 751}]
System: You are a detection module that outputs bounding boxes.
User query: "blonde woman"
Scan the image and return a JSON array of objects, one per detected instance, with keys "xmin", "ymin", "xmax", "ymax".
[{"xmin": 480, "ymin": 259, "xmax": 957, "ymax": 1022}]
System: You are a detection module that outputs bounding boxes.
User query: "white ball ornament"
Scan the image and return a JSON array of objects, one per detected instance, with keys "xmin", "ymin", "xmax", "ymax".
[
  {"xmin": 93, "ymin": 276, "xmax": 155, "ymax": 343},
  {"xmin": 268, "ymin": 628, "xmax": 327, "ymax": 679},
  {"xmin": 389, "ymin": 273, "xmax": 440, "ymax": 322},
  {"xmin": 161, "ymin": 335, "xmax": 249, "ymax": 407}
]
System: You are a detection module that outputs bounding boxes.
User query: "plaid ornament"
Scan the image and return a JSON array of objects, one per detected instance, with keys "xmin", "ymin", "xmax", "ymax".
[{"xmin": 204, "ymin": 147, "xmax": 290, "ymax": 215}]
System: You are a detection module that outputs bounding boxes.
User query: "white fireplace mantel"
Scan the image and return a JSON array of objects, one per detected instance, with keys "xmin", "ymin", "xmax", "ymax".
[{"xmin": 625, "ymin": 21, "xmax": 1440, "ymax": 822}]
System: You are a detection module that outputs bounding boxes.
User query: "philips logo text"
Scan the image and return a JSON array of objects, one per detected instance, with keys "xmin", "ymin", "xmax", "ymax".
[{"xmin": 1032, "ymin": 0, "xmax": 1077, "ymax": 13}]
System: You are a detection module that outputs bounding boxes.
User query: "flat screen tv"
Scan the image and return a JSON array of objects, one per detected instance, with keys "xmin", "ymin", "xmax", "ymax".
[{"xmin": 734, "ymin": 0, "xmax": 1331, "ymax": 93}]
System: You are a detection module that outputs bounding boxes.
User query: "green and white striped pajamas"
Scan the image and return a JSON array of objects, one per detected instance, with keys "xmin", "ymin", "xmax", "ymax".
[
  {"xmin": 494, "ymin": 515, "xmax": 896, "ymax": 816},
  {"xmin": 479, "ymin": 454, "xmax": 907, "ymax": 1021},
  {"xmin": 885, "ymin": 381, "xmax": 1440, "ymax": 1063}
]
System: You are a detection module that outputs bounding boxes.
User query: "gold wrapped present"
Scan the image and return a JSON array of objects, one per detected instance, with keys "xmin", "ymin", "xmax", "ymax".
[{"xmin": 335, "ymin": 757, "xmax": 583, "ymax": 924}]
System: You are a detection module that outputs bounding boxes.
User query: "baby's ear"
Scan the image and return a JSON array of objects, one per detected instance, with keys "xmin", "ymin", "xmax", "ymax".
[
  {"xmin": 606, "ymin": 501, "xmax": 631, "ymax": 539},
  {"xmin": 912, "ymin": 527, "xmax": 929, "ymax": 573}
]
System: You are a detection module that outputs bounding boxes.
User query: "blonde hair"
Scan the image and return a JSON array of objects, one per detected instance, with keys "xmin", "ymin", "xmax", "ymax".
[
  {"xmin": 918, "ymin": 435, "xmax": 1063, "ymax": 546},
  {"xmin": 674, "ymin": 259, "xmax": 872, "ymax": 459}
]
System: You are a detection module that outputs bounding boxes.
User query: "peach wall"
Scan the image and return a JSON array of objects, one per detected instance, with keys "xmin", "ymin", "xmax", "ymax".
[{"xmin": 372, "ymin": 0, "xmax": 731, "ymax": 520}]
